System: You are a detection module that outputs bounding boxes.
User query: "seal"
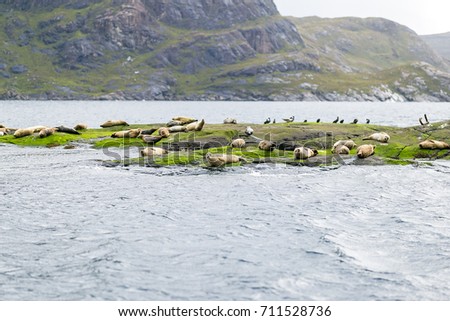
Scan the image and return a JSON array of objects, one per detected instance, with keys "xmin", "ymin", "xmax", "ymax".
[
  {"xmin": 111, "ymin": 128, "xmax": 142, "ymax": 138},
  {"xmin": 223, "ymin": 118, "xmax": 237, "ymax": 124},
  {"xmin": 141, "ymin": 147, "xmax": 168, "ymax": 157},
  {"xmin": 141, "ymin": 128, "xmax": 157, "ymax": 135},
  {"xmin": 158, "ymin": 127, "xmax": 171, "ymax": 138},
  {"xmin": 332, "ymin": 140, "xmax": 356, "ymax": 153},
  {"xmin": 356, "ymin": 144, "xmax": 376, "ymax": 158},
  {"xmin": 55, "ymin": 126, "xmax": 81, "ymax": 135},
  {"xmin": 205, "ymin": 152, "xmax": 245, "ymax": 167},
  {"xmin": 333, "ymin": 145, "xmax": 350, "ymax": 155},
  {"xmin": 74, "ymin": 124, "xmax": 87, "ymax": 131},
  {"xmin": 419, "ymin": 139, "xmax": 450, "ymax": 149},
  {"xmin": 185, "ymin": 119, "xmax": 205, "ymax": 132},
  {"xmin": 294, "ymin": 147, "xmax": 318, "ymax": 159},
  {"xmin": 230, "ymin": 138, "xmax": 246, "ymax": 148},
  {"xmin": 258, "ymin": 140, "xmax": 276, "ymax": 151},
  {"xmin": 100, "ymin": 120, "xmax": 129, "ymax": 128},
  {"xmin": 168, "ymin": 126, "xmax": 187, "ymax": 133},
  {"xmin": 171, "ymin": 116, "xmax": 197, "ymax": 125},
  {"xmin": 38, "ymin": 127, "xmax": 56, "ymax": 138},
  {"xmin": 363, "ymin": 132, "xmax": 390, "ymax": 143},
  {"xmin": 141, "ymin": 135, "xmax": 163, "ymax": 144},
  {"xmin": 166, "ymin": 120, "xmax": 183, "ymax": 127},
  {"xmin": 14, "ymin": 128, "xmax": 35, "ymax": 138}
]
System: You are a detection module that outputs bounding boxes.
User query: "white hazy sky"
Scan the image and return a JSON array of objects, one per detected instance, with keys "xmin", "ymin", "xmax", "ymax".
[{"xmin": 273, "ymin": 0, "xmax": 450, "ymax": 35}]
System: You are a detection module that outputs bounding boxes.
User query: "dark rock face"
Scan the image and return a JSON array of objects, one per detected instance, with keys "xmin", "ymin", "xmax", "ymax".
[
  {"xmin": 142, "ymin": 0, "xmax": 279, "ymax": 30},
  {"xmin": 10, "ymin": 65, "xmax": 28, "ymax": 74}
]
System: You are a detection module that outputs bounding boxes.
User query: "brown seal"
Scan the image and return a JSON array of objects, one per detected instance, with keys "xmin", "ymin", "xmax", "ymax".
[
  {"xmin": 74, "ymin": 124, "xmax": 88, "ymax": 131},
  {"xmin": 231, "ymin": 138, "xmax": 246, "ymax": 148},
  {"xmin": 111, "ymin": 128, "xmax": 142, "ymax": 138},
  {"xmin": 258, "ymin": 140, "xmax": 276, "ymax": 151},
  {"xmin": 141, "ymin": 147, "xmax": 168, "ymax": 157},
  {"xmin": 205, "ymin": 152, "xmax": 246, "ymax": 167},
  {"xmin": 294, "ymin": 147, "xmax": 318, "ymax": 159},
  {"xmin": 100, "ymin": 120, "xmax": 129, "ymax": 128},
  {"xmin": 363, "ymin": 132, "xmax": 390, "ymax": 143},
  {"xmin": 332, "ymin": 140, "xmax": 356, "ymax": 152},
  {"xmin": 38, "ymin": 127, "xmax": 56, "ymax": 138},
  {"xmin": 356, "ymin": 144, "xmax": 376, "ymax": 158},
  {"xmin": 419, "ymin": 139, "xmax": 450, "ymax": 149}
]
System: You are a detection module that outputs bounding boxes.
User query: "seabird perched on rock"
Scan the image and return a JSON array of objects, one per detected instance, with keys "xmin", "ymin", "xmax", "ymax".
[
  {"xmin": 245, "ymin": 126, "xmax": 254, "ymax": 136},
  {"xmin": 332, "ymin": 116, "xmax": 339, "ymax": 123},
  {"xmin": 264, "ymin": 117, "xmax": 271, "ymax": 124},
  {"xmin": 316, "ymin": 118, "xmax": 321, "ymax": 123},
  {"xmin": 304, "ymin": 120, "xmax": 308, "ymax": 123},
  {"xmin": 282, "ymin": 116, "xmax": 295, "ymax": 123},
  {"xmin": 352, "ymin": 119, "xmax": 358, "ymax": 124},
  {"xmin": 273, "ymin": 118, "xmax": 276, "ymax": 124},
  {"xmin": 339, "ymin": 119, "xmax": 344, "ymax": 124},
  {"xmin": 366, "ymin": 119, "xmax": 370, "ymax": 124}
]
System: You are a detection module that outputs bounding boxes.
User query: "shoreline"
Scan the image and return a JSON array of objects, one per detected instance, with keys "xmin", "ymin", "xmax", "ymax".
[{"xmin": 1, "ymin": 121, "xmax": 450, "ymax": 166}]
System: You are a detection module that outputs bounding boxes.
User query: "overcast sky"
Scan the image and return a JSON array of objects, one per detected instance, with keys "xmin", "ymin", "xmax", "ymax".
[{"xmin": 273, "ymin": 0, "xmax": 450, "ymax": 35}]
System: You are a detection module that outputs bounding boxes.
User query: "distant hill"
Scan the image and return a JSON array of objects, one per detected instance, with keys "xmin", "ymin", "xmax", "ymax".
[
  {"xmin": 0, "ymin": 0, "xmax": 449, "ymax": 101},
  {"xmin": 421, "ymin": 32, "xmax": 450, "ymax": 61}
]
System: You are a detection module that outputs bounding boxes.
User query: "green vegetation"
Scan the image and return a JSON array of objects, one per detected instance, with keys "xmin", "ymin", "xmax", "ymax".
[{"xmin": 2, "ymin": 121, "xmax": 450, "ymax": 167}]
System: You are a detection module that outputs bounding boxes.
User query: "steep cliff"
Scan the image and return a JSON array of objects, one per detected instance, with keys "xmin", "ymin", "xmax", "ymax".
[{"xmin": 0, "ymin": 0, "xmax": 449, "ymax": 101}]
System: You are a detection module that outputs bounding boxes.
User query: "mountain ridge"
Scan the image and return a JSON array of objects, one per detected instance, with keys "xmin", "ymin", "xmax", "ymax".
[{"xmin": 1, "ymin": 0, "xmax": 449, "ymax": 101}]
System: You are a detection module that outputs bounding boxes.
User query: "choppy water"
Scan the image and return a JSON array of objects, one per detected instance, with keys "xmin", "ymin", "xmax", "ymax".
[{"xmin": 1, "ymin": 101, "xmax": 450, "ymax": 300}]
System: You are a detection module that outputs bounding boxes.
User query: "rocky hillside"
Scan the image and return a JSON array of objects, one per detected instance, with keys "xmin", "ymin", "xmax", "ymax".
[
  {"xmin": 422, "ymin": 32, "xmax": 450, "ymax": 61},
  {"xmin": 0, "ymin": 0, "xmax": 449, "ymax": 101}
]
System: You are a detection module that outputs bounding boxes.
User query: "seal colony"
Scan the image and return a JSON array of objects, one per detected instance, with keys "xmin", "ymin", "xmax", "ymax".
[{"xmin": 1, "ymin": 116, "xmax": 450, "ymax": 167}]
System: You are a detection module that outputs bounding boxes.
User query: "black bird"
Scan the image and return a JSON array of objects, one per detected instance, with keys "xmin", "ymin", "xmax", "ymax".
[
  {"xmin": 273, "ymin": 119, "xmax": 276, "ymax": 124},
  {"xmin": 264, "ymin": 117, "xmax": 271, "ymax": 124},
  {"xmin": 339, "ymin": 119, "xmax": 344, "ymax": 124},
  {"xmin": 366, "ymin": 119, "xmax": 370, "ymax": 124},
  {"xmin": 424, "ymin": 114, "xmax": 429, "ymax": 124},
  {"xmin": 304, "ymin": 120, "xmax": 308, "ymax": 123},
  {"xmin": 332, "ymin": 116, "xmax": 339, "ymax": 123},
  {"xmin": 316, "ymin": 119, "xmax": 321, "ymax": 123},
  {"xmin": 419, "ymin": 117, "xmax": 425, "ymax": 126},
  {"xmin": 352, "ymin": 119, "xmax": 358, "ymax": 124}
]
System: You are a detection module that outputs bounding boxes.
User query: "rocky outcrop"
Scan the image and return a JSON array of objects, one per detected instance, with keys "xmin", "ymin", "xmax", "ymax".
[{"xmin": 1, "ymin": 1, "xmax": 450, "ymax": 101}]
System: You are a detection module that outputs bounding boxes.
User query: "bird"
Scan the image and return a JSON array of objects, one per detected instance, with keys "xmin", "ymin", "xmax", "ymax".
[
  {"xmin": 245, "ymin": 126, "xmax": 253, "ymax": 136},
  {"xmin": 264, "ymin": 117, "xmax": 271, "ymax": 124},
  {"xmin": 419, "ymin": 117, "xmax": 425, "ymax": 126},
  {"xmin": 316, "ymin": 118, "xmax": 321, "ymax": 123},
  {"xmin": 424, "ymin": 114, "xmax": 429, "ymax": 124},
  {"xmin": 282, "ymin": 116, "xmax": 295, "ymax": 123},
  {"xmin": 366, "ymin": 119, "xmax": 370, "ymax": 124},
  {"xmin": 339, "ymin": 119, "xmax": 344, "ymax": 124},
  {"xmin": 332, "ymin": 116, "xmax": 339, "ymax": 123},
  {"xmin": 352, "ymin": 119, "xmax": 358, "ymax": 124},
  {"xmin": 272, "ymin": 119, "xmax": 276, "ymax": 124},
  {"xmin": 303, "ymin": 120, "xmax": 308, "ymax": 123}
]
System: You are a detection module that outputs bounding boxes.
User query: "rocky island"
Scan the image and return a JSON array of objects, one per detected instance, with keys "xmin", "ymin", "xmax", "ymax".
[
  {"xmin": 2, "ymin": 118, "xmax": 450, "ymax": 167},
  {"xmin": 1, "ymin": 0, "xmax": 450, "ymax": 101}
]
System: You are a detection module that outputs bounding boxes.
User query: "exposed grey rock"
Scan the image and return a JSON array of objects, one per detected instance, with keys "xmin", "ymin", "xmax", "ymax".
[{"xmin": 10, "ymin": 65, "xmax": 28, "ymax": 74}]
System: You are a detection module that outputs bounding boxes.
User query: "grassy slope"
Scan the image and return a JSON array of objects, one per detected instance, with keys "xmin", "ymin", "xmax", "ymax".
[{"xmin": 1, "ymin": 4, "xmax": 449, "ymax": 99}]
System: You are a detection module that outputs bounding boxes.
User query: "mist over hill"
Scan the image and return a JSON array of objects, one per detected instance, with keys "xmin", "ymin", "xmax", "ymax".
[{"xmin": 1, "ymin": 0, "xmax": 449, "ymax": 101}]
